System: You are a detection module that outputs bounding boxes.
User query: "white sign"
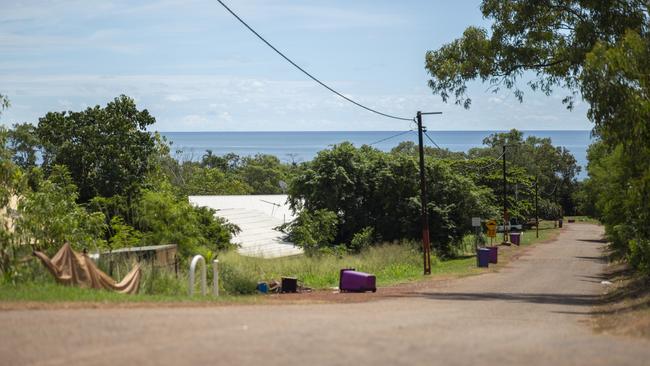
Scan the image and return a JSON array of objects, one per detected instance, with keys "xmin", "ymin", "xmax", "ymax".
[{"xmin": 471, "ymin": 217, "xmax": 481, "ymax": 227}]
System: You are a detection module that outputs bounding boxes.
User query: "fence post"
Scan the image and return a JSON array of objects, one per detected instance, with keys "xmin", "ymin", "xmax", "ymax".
[{"xmin": 213, "ymin": 259, "xmax": 219, "ymax": 297}]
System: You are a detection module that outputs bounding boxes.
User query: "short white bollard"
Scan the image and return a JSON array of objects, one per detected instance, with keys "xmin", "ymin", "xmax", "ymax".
[
  {"xmin": 189, "ymin": 255, "xmax": 206, "ymax": 296},
  {"xmin": 213, "ymin": 259, "xmax": 219, "ymax": 297}
]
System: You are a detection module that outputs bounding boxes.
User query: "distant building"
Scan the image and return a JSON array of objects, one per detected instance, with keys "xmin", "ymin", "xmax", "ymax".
[{"xmin": 189, "ymin": 195, "xmax": 302, "ymax": 258}]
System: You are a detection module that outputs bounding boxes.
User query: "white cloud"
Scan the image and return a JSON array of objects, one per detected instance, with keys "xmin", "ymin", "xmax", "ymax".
[
  {"xmin": 165, "ymin": 94, "xmax": 190, "ymax": 102},
  {"xmin": 218, "ymin": 111, "xmax": 233, "ymax": 122},
  {"xmin": 181, "ymin": 114, "xmax": 209, "ymax": 126}
]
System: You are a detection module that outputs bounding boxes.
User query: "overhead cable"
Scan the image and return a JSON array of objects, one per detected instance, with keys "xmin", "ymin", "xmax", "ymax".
[
  {"xmin": 423, "ymin": 131, "xmax": 442, "ymax": 150},
  {"xmin": 475, "ymin": 151, "xmax": 506, "ymax": 171},
  {"xmin": 369, "ymin": 130, "xmax": 413, "ymax": 146},
  {"xmin": 215, "ymin": 0, "xmax": 412, "ymax": 122}
]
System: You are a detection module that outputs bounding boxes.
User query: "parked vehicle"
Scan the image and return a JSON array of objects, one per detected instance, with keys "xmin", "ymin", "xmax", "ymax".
[{"xmin": 497, "ymin": 220, "xmax": 523, "ymax": 232}]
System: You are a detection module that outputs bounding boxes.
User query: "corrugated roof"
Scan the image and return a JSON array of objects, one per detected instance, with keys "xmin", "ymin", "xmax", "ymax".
[{"xmin": 189, "ymin": 195, "xmax": 303, "ymax": 258}]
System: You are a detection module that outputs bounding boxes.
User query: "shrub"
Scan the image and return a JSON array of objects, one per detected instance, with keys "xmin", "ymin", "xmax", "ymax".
[
  {"xmin": 219, "ymin": 261, "xmax": 258, "ymax": 294},
  {"xmin": 350, "ymin": 227, "xmax": 374, "ymax": 252}
]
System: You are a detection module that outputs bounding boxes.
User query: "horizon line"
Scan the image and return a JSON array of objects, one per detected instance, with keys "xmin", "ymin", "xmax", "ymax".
[{"xmin": 157, "ymin": 129, "xmax": 592, "ymax": 133}]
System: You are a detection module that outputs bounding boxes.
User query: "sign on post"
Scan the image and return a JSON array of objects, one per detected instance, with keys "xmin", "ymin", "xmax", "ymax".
[
  {"xmin": 486, "ymin": 220, "xmax": 497, "ymax": 238},
  {"xmin": 471, "ymin": 217, "xmax": 481, "ymax": 227}
]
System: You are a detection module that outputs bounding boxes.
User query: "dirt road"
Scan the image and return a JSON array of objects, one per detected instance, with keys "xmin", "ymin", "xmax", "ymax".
[{"xmin": 2, "ymin": 224, "xmax": 649, "ymax": 365}]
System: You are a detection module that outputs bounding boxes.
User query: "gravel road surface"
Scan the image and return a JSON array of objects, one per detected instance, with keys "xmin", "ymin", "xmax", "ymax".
[{"xmin": 2, "ymin": 223, "xmax": 648, "ymax": 366}]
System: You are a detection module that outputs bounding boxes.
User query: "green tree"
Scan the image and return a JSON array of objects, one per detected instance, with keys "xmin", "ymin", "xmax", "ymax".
[
  {"xmin": 425, "ymin": 1, "xmax": 647, "ymax": 109},
  {"xmin": 134, "ymin": 185, "xmax": 237, "ymax": 256},
  {"xmin": 424, "ymin": 1, "xmax": 650, "ymax": 272},
  {"xmin": 0, "ymin": 126, "xmax": 27, "ymax": 281},
  {"xmin": 283, "ymin": 209, "xmax": 339, "ymax": 255},
  {"xmin": 468, "ymin": 129, "xmax": 580, "ymax": 215},
  {"xmin": 16, "ymin": 165, "xmax": 106, "ymax": 253},
  {"xmin": 7, "ymin": 123, "xmax": 40, "ymax": 170},
  {"xmin": 238, "ymin": 154, "xmax": 288, "ymax": 194},
  {"xmin": 37, "ymin": 95, "xmax": 157, "ymax": 202},
  {"xmin": 289, "ymin": 143, "xmax": 492, "ymax": 255}
]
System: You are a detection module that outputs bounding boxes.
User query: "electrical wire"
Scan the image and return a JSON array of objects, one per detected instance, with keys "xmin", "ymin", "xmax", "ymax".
[
  {"xmin": 476, "ymin": 151, "xmax": 506, "ymax": 171},
  {"xmin": 216, "ymin": 0, "xmax": 413, "ymax": 122},
  {"xmin": 369, "ymin": 130, "xmax": 413, "ymax": 146},
  {"xmin": 541, "ymin": 180, "xmax": 560, "ymax": 197},
  {"xmin": 423, "ymin": 131, "xmax": 442, "ymax": 150}
]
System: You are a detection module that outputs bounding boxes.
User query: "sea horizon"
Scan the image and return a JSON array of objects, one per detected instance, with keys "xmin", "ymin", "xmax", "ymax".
[{"xmin": 160, "ymin": 130, "xmax": 593, "ymax": 180}]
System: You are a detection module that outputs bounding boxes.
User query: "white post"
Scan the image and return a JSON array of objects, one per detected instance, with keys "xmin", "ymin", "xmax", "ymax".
[
  {"xmin": 213, "ymin": 259, "xmax": 219, "ymax": 297},
  {"xmin": 189, "ymin": 255, "xmax": 206, "ymax": 296}
]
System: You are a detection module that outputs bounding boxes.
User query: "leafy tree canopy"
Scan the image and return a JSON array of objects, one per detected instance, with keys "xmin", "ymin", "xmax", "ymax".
[
  {"xmin": 425, "ymin": 0, "xmax": 648, "ymax": 110},
  {"xmin": 37, "ymin": 95, "xmax": 157, "ymax": 202},
  {"xmin": 425, "ymin": 1, "xmax": 650, "ymax": 272}
]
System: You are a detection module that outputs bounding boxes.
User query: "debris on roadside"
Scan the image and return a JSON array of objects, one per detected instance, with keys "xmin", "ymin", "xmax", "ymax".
[{"xmin": 339, "ymin": 268, "xmax": 376, "ymax": 293}]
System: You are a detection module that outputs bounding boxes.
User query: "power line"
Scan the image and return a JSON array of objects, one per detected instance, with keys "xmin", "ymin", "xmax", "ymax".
[
  {"xmin": 369, "ymin": 130, "xmax": 413, "ymax": 146},
  {"xmin": 475, "ymin": 151, "xmax": 506, "ymax": 172},
  {"xmin": 215, "ymin": 0, "xmax": 412, "ymax": 122},
  {"xmin": 423, "ymin": 131, "xmax": 442, "ymax": 150}
]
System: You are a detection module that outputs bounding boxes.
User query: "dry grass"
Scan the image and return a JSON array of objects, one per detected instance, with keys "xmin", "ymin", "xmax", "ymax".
[{"xmin": 593, "ymin": 265, "xmax": 650, "ymax": 339}]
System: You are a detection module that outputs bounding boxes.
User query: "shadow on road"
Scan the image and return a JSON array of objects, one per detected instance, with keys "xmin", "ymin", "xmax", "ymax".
[
  {"xmin": 384, "ymin": 291, "xmax": 601, "ymax": 306},
  {"xmin": 574, "ymin": 255, "xmax": 607, "ymax": 263},
  {"xmin": 577, "ymin": 238, "xmax": 607, "ymax": 244}
]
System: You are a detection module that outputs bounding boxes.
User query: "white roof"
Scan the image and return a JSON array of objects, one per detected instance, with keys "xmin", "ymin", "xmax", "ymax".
[{"xmin": 189, "ymin": 195, "xmax": 303, "ymax": 258}]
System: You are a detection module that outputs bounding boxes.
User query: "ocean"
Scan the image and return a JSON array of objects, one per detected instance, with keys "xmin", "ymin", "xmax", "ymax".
[{"xmin": 161, "ymin": 131, "xmax": 593, "ymax": 179}]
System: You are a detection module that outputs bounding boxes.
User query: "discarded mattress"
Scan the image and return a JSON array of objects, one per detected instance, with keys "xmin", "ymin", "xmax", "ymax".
[{"xmin": 34, "ymin": 242, "xmax": 141, "ymax": 295}]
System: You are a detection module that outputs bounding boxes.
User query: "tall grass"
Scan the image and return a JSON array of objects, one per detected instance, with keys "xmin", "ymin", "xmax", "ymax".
[
  {"xmin": 218, "ymin": 241, "xmax": 432, "ymax": 290},
  {"xmin": 1, "ymin": 224, "xmax": 560, "ymax": 301}
]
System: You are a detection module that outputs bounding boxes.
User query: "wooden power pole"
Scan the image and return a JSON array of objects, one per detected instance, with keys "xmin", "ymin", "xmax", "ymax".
[
  {"xmin": 502, "ymin": 145, "xmax": 509, "ymax": 244},
  {"xmin": 416, "ymin": 111, "xmax": 441, "ymax": 275},
  {"xmin": 535, "ymin": 177, "xmax": 539, "ymax": 238}
]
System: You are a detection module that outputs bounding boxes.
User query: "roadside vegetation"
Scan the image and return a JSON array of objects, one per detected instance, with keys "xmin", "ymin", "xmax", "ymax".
[
  {"xmin": 422, "ymin": 0, "xmax": 650, "ymax": 337},
  {"xmin": 424, "ymin": 1, "xmax": 650, "ymax": 277},
  {"xmin": 1, "ymin": 90, "xmax": 578, "ymax": 297},
  {"xmin": 0, "ymin": 220, "xmax": 559, "ymax": 303}
]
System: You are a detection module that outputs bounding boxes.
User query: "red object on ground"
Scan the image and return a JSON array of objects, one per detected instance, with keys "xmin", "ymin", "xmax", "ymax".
[{"xmin": 339, "ymin": 269, "xmax": 377, "ymax": 293}]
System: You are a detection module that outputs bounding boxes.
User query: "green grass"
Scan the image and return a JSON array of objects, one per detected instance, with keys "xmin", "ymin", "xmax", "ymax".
[
  {"xmin": 518, "ymin": 220, "xmax": 560, "ymax": 246},
  {"xmin": 218, "ymin": 242, "xmax": 430, "ymax": 290},
  {"xmin": 1, "ymin": 225, "xmax": 559, "ymax": 303}
]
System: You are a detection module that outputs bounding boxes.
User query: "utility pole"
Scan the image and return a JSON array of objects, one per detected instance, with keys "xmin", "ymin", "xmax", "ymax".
[
  {"xmin": 502, "ymin": 145, "xmax": 509, "ymax": 244},
  {"xmin": 535, "ymin": 177, "xmax": 539, "ymax": 239},
  {"xmin": 416, "ymin": 111, "xmax": 442, "ymax": 275}
]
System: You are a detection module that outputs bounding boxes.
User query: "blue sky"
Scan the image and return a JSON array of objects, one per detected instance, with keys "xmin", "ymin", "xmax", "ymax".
[{"xmin": 0, "ymin": 0, "xmax": 592, "ymax": 131}]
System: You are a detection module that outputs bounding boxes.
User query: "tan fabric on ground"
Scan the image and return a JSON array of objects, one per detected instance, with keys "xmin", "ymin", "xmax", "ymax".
[{"xmin": 34, "ymin": 243, "xmax": 141, "ymax": 295}]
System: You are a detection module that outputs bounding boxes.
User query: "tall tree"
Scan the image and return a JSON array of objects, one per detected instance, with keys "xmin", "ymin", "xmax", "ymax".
[
  {"xmin": 425, "ymin": 1, "xmax": 647, "ymax": 110},
  {"xmin": 7, "ymin": 123, "xmax": 40, "ymax": 170},
  {"xmin": 425, "ymin": 0, "xmax": 650, "ymax": 271},
  {"xmin": 37, "ymin": 95, "xmax": 157, "ymax": 202}
]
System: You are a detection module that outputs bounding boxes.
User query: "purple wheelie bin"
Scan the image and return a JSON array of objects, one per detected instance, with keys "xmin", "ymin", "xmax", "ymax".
[
  {"xmin": 487, "ymin": 246, "xmax": 498, "ymax": 264},
  {"xmin": 510, "ymin": 232, "xmax": 521, "ymax": 245},
  {"xmin": 477, "ymin": 248, "xmax": 490, "ymax": 268},
  {"xmin": 339, "ymin": 268, "xmax": 377, "ymax": 293}
]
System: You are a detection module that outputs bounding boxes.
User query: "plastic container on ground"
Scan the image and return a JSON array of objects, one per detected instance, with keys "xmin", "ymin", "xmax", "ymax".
[
  {"xmin": 281, "ymin": 277, "xmax": 297, "ymax": 293},
  {"xmin": 257, "ymin": 282, "xmax": 269, "ymax": 293},
  {"xmin": 339, "ymin": 269, "xmax": 377, "ymax": 292},
  {"xmin": 476, "ymin": 248, "xmax": 490, "ymax": 268},
  {"xmin": 510, "ymin": 232, "xmax": 522, "ymax": 245},
  {"xmin": 487, "ymin": 246, "xmax": 498, "ymax": 264}
]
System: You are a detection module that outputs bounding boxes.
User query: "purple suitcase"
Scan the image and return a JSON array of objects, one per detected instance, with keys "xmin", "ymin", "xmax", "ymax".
[{"xmin": 339, "ymin": 268, "xmax": 377, "ymax": 293}]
